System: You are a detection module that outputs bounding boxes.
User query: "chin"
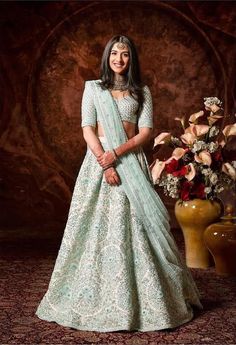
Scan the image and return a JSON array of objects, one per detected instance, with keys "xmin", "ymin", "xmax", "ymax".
[
  {"xmin": 112, "ymin": 68, "xmax": 124, "ymax": 74},
  {"xmin": 113, "ymin": 69, "xmax": 127, "ymax": 75}
]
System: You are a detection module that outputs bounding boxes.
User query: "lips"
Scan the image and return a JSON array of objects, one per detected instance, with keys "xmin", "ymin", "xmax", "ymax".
[{"xmin": 113, "ymin": 63, "xmax": 124, "ymax": 67}]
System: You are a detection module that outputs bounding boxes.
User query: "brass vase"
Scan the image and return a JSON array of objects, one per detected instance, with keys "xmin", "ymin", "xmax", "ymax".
[
  {"xmin": 204, "ymin": 205, "xmax": 236, "ymax": 276},
  {"xmin": 175, "ymin": 199, "xmax": 222, "ymax": 268}
]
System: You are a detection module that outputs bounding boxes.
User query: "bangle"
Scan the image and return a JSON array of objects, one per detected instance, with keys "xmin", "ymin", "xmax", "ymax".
[
  {"xmin": 111, "ymin": 149, "xmax": 118, "ymax": 160},
  {"xmin": 103, "ymin": 164, "xmax": 114, "ymax": 171}
]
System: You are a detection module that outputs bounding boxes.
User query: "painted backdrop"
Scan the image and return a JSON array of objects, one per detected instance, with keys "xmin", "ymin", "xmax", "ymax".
[{"xmin": 0, "ymin": 1, "xmax": 235, "ymax": 235}]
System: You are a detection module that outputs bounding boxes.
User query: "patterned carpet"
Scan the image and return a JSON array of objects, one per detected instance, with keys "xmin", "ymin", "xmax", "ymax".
[{"xmin": 0, "ymin": 231, "xmax": 236, "ymax": 345}]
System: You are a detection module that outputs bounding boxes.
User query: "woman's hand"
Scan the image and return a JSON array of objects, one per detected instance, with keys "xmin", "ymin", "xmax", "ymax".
[
  {"xmin": 104, "ymin": 167, "xmax": 120, "ymax": 186},
  {"xmin": 97, "ymin": 151, "xmax": 117, "ymax": 169}
]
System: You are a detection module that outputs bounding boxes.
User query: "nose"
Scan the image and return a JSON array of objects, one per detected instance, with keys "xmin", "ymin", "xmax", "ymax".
[{"xmin": 116, "ymin": 54, "xmax": 123, "ymax": 63}]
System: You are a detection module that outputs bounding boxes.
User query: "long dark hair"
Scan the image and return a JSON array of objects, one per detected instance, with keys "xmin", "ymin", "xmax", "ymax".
[{"xmin": 100, "ymin": 35, "xmax": 144, "ymax": 112}]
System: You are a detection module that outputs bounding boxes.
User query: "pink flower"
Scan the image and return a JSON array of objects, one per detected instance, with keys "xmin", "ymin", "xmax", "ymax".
[
  {"xmin": 189, "ymin": 110, "xmax": 204, "ymax": 124},
  {"xmin": 151, "ymin": 159, "xmax": 166, "ymax": 183},
  {"xmin": 205, "ymin": 103, "xmax": 220, "ymax": 113},
  {"xmin": 222, "ymin": 163, "xmax": 236, "ymax": 180},
  {"xmin": 151, "ymin": 97, "xmax": 236, "ymax": 201},
  {"xmin": 219, "ymin": 139, "xmax": 226, "ymax": 147},
  {"xmin": 175, "ymin": 116, "xmax": 185, "ymax": 129},
  {"xmin": 223, "ymin": 124, "xmax": 236, "ymax": 138},
  {"xmin": 194, "ymin": 151, "xmax": 212, "ymax": 166},
  {"xmin": 167, "ymin": 148, "xmax": 187, "ymax": 162},
  {"xmin": 153, "ymin": 132, "xmax": 171, "ymax": 147},
  {"xmin": 185, "ymin": 163, "xmax": 196, "ymax": 181},
  {"xmin": 180, "ymin": 133, "xmax": 196, "ymax": 145},
  {"xmin": 185, "ymin": 124, "xmax": 210, "ymax": 137},
  {"xmin": 207, "ymin": 114, "xmax": 223, "ymax": 126}
]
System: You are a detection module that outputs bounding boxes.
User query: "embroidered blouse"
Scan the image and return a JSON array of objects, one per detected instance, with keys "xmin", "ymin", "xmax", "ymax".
[{"xmin": 81, "ymin": 80, "xmax": 153, "ymax": 129}]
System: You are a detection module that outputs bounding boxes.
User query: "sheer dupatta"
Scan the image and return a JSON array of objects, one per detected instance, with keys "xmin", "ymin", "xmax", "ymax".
[{"xmin": 91, "ymin": 80, "xmax": 186, "ymax": 277}]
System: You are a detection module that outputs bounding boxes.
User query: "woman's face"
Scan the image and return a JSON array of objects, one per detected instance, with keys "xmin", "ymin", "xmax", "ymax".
[{"xmin": 109, "ymin": 42, "xmax": 130, "ymax": 75}]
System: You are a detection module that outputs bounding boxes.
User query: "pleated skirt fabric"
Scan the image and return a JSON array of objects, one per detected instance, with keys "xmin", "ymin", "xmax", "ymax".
[{"xmin": 35, "ymin": 143, "xmax": 202, "ymax": 332}]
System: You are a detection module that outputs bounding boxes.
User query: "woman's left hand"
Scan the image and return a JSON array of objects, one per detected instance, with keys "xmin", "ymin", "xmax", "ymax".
[{"xmin": 97, "ymin": 151, "xmax": 116, "ymax": 169}]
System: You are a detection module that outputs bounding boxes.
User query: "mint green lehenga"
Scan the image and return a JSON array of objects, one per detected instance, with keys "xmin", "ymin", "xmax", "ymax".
[{"xmin": 35, "ymin": 80, "xmax": 202, "ymax": 332}]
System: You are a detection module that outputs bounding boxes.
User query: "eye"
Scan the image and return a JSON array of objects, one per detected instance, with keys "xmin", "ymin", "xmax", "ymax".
[
  {"xmin": 111, "ymin": 51, "xmax": 117, "ymax": 55},
  {"xmin": 123, "ymin": 53, "xmax": 129, "ymax": 58}
]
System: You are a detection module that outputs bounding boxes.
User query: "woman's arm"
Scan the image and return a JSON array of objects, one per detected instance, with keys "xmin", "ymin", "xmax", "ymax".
[
  {"xmin": 97, "ymin": 127, "xmax": 152, "ymax": 168},
  {"xmin": 115, "ymin": 127, "xmax": 152, "ymax": 156},
  {"xmin": 81, "ymin": 81, "xmax": 120, "ymax": 185},
  {"xmin": 83, "ymin": 125, "xmax": 120, "ymax": 185},
  {"xmin": 97, "ymin": 85, "xmax": 153, "ymax": 168},
  {"xmin": 82, "ymin": 125, "xmax": 104, "ymax": 158}
]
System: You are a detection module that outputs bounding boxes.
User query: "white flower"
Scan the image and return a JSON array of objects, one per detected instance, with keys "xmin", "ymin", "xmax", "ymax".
[
  {"xmin": 159, "ymin": 175, "xmax": 180, "ymax": 199},
  {"xmin": 210, "ymin": 173, "xmax": 218, "ymax": 185},
  {"xmin": 152, "ymin": 96, "xmax": 236, "ymax": 201},
  {"xmin": 169, "ymin": 191, "xmax": 179, "ymax": 199},
  {"xmin": 204, "ymin": 187, "xmax": 212, "ymax": 194},
  {"xmin": 171, "ymin": 137, "xmax": 182, "ymax": 146},
  {"xmin": 204, "ymin": 97, "xmax": 222, "ymax": 107},
  {"xmin": 191, "ymin": 141, "xmax": 206, "ymax": 153},
  {"xmin": 215, "ymin": 185, "xmax": 224, "ymax": 193},
  {"xmin": 209, "ymin": 126, "xmax": 220, "ymax": 138},
  {"xmin": 201, "ymin": 168, "xmax": 212, "ymax": 176},
  {"xmin": 208, "ymin": 142, "xmax": 219, "ymax": 153}
]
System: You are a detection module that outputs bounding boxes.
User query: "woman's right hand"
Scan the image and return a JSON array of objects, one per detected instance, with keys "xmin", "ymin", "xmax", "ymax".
[{"xmin": 104, "ymin": 167, "xmax": 120, "ymax": 186}]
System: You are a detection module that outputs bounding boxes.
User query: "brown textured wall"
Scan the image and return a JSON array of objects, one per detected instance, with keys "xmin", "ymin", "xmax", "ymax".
[{"xmin": 0, "ymin": 1, "xmax": 235, "ymax": 235}]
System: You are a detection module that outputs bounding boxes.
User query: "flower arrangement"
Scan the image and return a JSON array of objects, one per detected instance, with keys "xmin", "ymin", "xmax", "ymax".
[{"xmin": 151, "ymin": 97, "xmax": 236, "ymax": 201}]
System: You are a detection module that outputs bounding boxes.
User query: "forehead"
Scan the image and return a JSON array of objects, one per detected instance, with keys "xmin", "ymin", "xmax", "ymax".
[{"xmin": 111, "ymin": 42, "xmax": 129, "ymax": 52}]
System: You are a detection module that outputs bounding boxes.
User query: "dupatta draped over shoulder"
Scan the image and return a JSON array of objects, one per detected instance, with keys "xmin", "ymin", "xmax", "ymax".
[
  {"xmin": 35, "ymin": 79, "xmax": 202, "ymax": 333},
  {"xmin": 90, "ymin": 80, "xmax": 192, "ymax": 281}
]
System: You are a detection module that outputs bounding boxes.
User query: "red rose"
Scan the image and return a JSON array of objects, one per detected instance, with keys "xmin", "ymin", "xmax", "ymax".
[
  {"xmin": 212, "ymin": 150, "xmax": 222, "ymax": 162},
  {"xmin": 180, "ymin": 181, "xmax": 192, "ymax": 201},
  {"xmin": 173, "ymin": 165, "xmax": 188, "ymax": 177},
  {"xmin": 191, "ymin": 182, "xmax": 206, "ymax": 199},
  {"xmin": 165, "ymin": 159, "xmax": 179, "ymax": 173}
]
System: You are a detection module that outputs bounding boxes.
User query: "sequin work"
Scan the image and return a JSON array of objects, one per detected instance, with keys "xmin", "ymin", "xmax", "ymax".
[
  {"xmin": 35, "ymin": 82, "xmax": 202, "ymax": 332},
  {"xmin": 81, "ymin": 80, "xmax": 153, "ymax": 129}
]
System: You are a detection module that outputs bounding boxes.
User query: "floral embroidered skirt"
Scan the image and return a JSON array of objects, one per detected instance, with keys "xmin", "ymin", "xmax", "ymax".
[{"xmin": 35, "ymin": 144, "xmax": 202, "ymax": 332}]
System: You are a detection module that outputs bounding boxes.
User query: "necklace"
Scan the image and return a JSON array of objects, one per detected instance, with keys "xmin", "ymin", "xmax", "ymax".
[{"xmin": 111, "ymin": 79, "xmax": 128, "ymax": 91}]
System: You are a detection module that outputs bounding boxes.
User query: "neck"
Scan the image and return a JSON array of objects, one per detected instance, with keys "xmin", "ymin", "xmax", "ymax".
[
  {"xmin": 114, "ymin": 73, "xmax": 126, "ymax": 82},
  {"xmin": 111, "ymin": 74, "xmax": 128, "ymax": 91}
]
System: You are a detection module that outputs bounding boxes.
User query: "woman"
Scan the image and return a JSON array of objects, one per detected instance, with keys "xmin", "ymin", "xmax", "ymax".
[{"xmin": 35, "ymin": 35, "xmax": 202, "ymax": 332}]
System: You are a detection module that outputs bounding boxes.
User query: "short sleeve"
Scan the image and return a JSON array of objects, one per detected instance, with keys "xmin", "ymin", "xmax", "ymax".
[
  {"xmin": 81, "ymin": 81, "xmax": 97, "ymax": 127},
  {"xmin": 138, "ymin": 85, "xmax": 153, "ymax": 129}
]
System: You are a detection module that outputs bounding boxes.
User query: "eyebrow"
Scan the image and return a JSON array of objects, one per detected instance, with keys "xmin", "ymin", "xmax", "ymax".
[{"xmin": 111, "ymin": 49, "xmax": 129, "ymax": 53}]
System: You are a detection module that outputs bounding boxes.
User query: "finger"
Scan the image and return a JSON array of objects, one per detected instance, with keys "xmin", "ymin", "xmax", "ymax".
[
  {"xmin": 115, "ymin": 176, "xmax": 120, "ymax": 185},
  {"xmin": 113, "ymin": 174, "xmax": 119, "ymax": 185},
  {"xmin": 99, "ymin": 162, "xmax": 107, "ymax": 169},
  {"xmin": 97, "ymin": 158, "xmax": 103, "ymax": 164},
  {"xmin": 112, "ymin": 171, "xmax": 120, "ymax": 183},
  {"xmin": 106, "ymin": 178, "xmax": 113, "ymax": 185},
  {"xmin": 108, "ymin": 179, "xmax": 115, "ymax": 186},
  {"xmin": 108, "ymin": 176, "xmax": 116, "ymax": 186},
  {"xmin": 103, "ymin": 161, "xmax": 111, "ymax": 167},
  {"xmin": 105, "ymin": 175, "xmax": 114, "ymax": 185},
  {"xmin": 100, "ymin": 159, "xmax": 110, "ymax": 166},
  {"xmin": 110, "ymin": 177, "xmax": 116, "ymax": 186},
  {"xmin": 112, "ymin": 175, "xmax": 119, "ymax": 186}
]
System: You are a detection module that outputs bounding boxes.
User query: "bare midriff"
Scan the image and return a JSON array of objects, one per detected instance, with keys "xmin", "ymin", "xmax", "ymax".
[
  {"xmin": 96, "ymin": 89, "xmax": 137, "ymax": 139},
  {"xmin": 96, "ymin": 121, "xmax": 136, "ymax": 139}
]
